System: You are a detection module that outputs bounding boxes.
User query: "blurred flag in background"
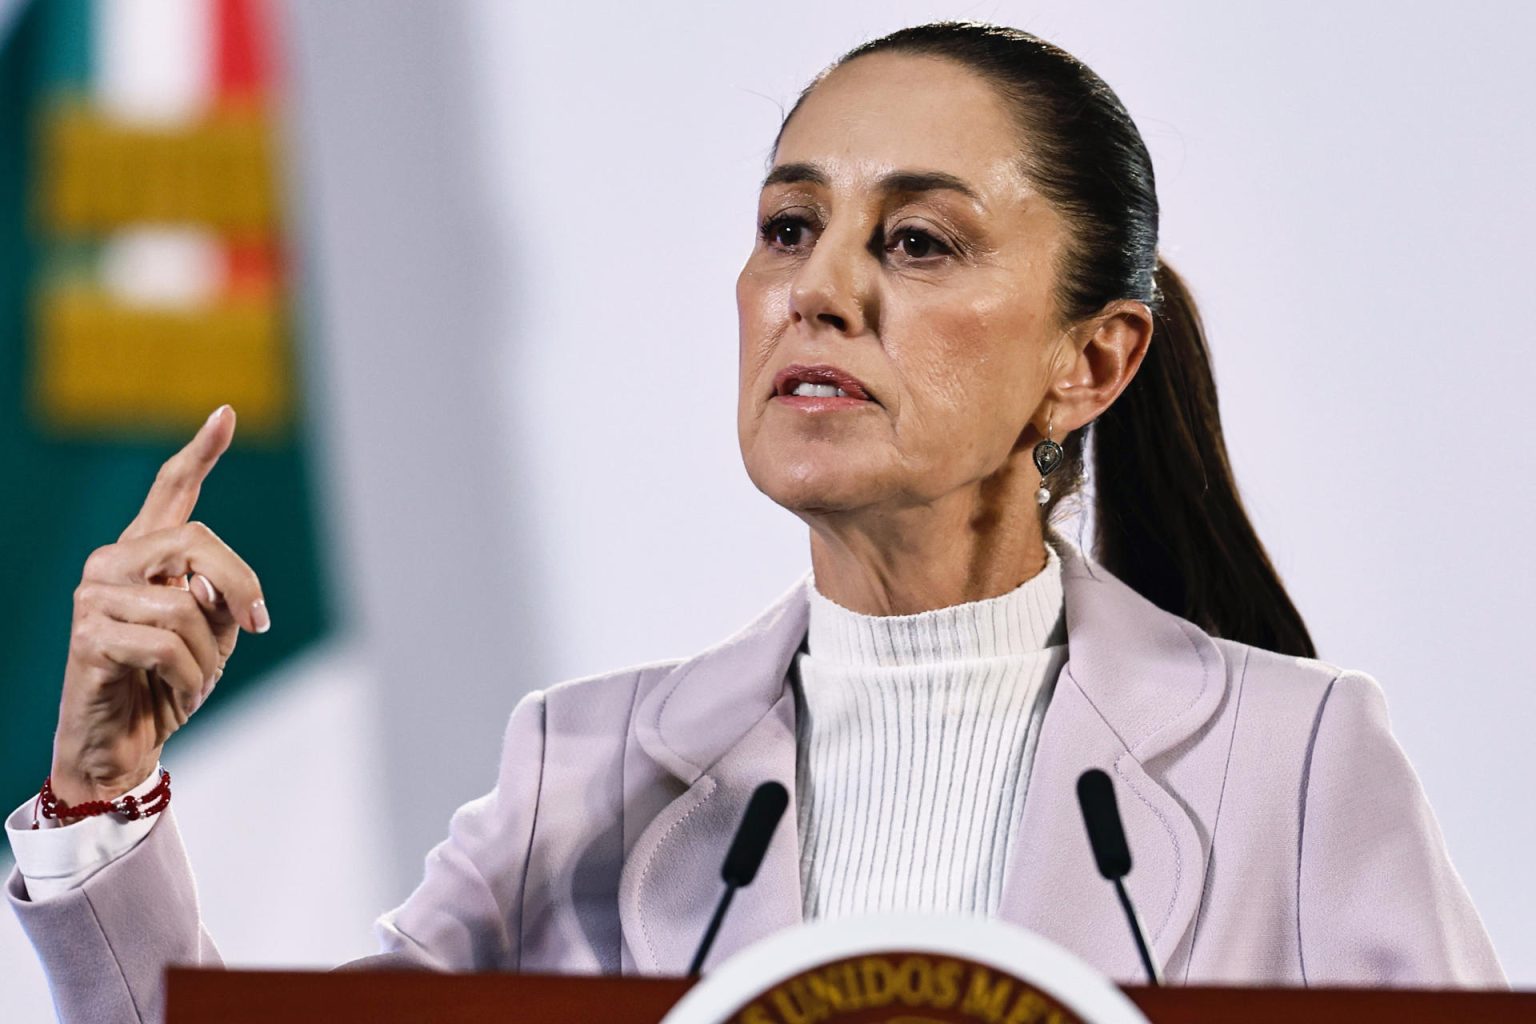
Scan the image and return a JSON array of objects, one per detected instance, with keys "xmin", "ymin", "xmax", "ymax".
[{"xmin": 0, "ymin": 0, "xmax": 330, "ymax": 847}]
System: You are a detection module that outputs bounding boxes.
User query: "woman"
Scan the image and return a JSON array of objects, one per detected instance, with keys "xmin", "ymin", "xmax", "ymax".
[{"xmin": 7, "ymin": 22, "xmax": 1504, "ymax": 1022}]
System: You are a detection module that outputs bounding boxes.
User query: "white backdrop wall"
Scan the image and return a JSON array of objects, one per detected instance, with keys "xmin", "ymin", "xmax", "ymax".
[{"xmin": 5, "ymin": 1, "xmax": 1533, "ymax": 1017}]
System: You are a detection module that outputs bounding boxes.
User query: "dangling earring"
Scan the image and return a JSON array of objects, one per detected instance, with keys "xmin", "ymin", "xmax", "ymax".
[{"xmin": 1033, "ymin": 413, "xmax": 1064, "ymax": 506}]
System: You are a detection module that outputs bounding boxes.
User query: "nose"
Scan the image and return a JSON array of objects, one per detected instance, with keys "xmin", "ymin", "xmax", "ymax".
[{"xmin": 787, "ymin": 222, "xmax": 876, "ymax": 338}]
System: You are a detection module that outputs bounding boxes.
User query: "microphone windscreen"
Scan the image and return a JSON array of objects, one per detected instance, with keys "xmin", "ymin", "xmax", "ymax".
[
  {"xmin": 1077, "ymin": 768, "xmax": 1133, "ymax": 880},
  {"xmin": 721, "ymin": 781, "xmax": 789, "ymax": 887}
]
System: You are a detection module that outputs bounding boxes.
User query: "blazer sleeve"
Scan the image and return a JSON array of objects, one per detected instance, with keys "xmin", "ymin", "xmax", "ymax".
[
  {"xmin": 5, "ymin": 690, "xmax": 548, "ymax": 1023},
  {"xmin": 1297, "ymin": 670, "xmax": 1506, "ymax": 987},
  {"xmin": 6, "ymin": 807, "xmax": 221, "ymax": 1024}
]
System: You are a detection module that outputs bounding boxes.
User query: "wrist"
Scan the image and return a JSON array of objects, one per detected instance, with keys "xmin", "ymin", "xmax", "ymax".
[{"xmin": 47, "ymin": 759, "xmax": 157, "ymax": 807}]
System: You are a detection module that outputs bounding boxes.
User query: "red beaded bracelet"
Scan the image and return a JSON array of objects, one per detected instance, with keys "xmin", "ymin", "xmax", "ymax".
[{"xmin": 31, "ymin": 768, "xmax": 172, "ymax": 830}]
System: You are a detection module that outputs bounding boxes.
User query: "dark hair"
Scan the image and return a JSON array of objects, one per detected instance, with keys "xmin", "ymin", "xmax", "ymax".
[{"xmin": 776, "ymin": 22, "xmax": 1315, "ymax": 658}]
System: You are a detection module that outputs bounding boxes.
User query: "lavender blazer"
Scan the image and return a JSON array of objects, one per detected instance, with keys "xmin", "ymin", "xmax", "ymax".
[{"xmin": 9, "ymin": 541, "xmax": 1505, "ymax": 1022}]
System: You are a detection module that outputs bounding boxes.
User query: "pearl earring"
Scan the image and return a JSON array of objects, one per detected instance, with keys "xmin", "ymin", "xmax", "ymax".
[{"xmin": 1032, "ymin": 414, "xmax": 1064, "ymax": 506}]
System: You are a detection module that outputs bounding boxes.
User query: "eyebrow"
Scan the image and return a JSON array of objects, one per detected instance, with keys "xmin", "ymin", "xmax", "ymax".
[{"xmin": 761, "ymin": 162, "xmax": 985, "ymax": 207}]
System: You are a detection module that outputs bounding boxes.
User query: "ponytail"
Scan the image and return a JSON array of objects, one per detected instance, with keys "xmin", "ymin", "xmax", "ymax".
[{"xmin": 1092, "ymin": 260, "xmax": 1315, "ymax": 657}]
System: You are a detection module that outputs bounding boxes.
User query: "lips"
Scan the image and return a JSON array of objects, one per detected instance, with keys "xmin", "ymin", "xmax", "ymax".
[{"xmin": 772, "ymin": 364, "xmax": 877, "ymax": 403}]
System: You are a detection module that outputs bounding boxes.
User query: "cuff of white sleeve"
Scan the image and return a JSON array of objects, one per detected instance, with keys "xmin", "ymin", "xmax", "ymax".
[{"xmin": 4, "ymin": 764, "xmax": 165, "ymax": 902}]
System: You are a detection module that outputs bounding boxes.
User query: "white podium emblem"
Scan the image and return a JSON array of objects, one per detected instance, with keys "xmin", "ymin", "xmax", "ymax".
[{"xmin": 663, "ymin": 914, "xmax": 1151, "ymax": 1024}]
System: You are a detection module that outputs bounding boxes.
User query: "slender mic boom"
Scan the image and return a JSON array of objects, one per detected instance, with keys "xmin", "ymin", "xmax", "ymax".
[
  {"xmin": 1076, "ymin": 768, "xmax": 1162, "ymax": 986},
  {"xmin": 688, "ymin": 781, "xmax": 789, "ymax": 976}
]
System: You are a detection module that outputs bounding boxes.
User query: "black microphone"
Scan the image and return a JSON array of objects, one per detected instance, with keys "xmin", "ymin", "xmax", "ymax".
[
  {"xmin": 687, "ymin": 781, "xmax": 789, "ymax": 976},
  {"xmin": 1076, "ymin": 768, "xmax": 1162, "ymax": 986}
]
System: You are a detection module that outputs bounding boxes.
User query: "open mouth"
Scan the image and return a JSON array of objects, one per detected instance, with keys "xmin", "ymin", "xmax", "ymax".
[{"xmin": 772, "ymin": 364, "xmax": 878, "ymax": 405}]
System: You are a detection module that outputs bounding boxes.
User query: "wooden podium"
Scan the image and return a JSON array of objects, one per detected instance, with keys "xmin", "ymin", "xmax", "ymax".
[{"xmin": 165, "ymin": 968, "xmax": 1536, "ymax": 1023}]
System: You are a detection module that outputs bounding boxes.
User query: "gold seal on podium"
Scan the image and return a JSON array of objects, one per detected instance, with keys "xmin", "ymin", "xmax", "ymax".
[{"xmin": 730, "ymin": 950, "xmax": 1086, "ymax": 1023}]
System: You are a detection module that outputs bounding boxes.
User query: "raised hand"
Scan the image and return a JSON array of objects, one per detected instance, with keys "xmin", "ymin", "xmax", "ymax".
[{"xmin": 50, "ymin": 405, "xmax": 270, "ymax": 809}]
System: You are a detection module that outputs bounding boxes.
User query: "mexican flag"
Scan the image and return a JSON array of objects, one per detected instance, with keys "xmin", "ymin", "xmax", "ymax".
[{"xmin": 0, "ymin": 0, "xmax": 330, "ymax": 849}]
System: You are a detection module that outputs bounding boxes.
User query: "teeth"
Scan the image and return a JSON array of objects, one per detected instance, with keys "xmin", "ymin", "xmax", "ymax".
[{"xmin": 791, "ymin": 382, "xmax": 851, "ymax": 398}]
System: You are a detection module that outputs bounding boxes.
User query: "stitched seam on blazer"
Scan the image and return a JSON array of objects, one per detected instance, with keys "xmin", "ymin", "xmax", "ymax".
[
  {"xmin": 638, "ymin": 780, "xmax": 715, "ymax": 969},
  {"xmin": 513, "ymin": 691, "xmax": 550, "ymax": 971},
  {"xmin": 1112, "ymin": 756, "xmax": 1181, "ymax": 944},
  {"xmin": 1134, "ymin": 619, "xmax": 1217, "ymax": 760},
  {"xmin": 81, "ymin": 887, "xmax": 145, "ymax": 1022},
  {"xmin": 1294, "ymin": 675, "xmax": 1339, "ymax": 986},
  {"xmin": 1184, "ymin": 644, "xmax": 1250, "ymax": 980}
]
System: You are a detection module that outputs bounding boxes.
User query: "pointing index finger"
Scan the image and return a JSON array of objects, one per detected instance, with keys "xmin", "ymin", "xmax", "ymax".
[{"xmin": 119, "ymin": 405, "xmax": 236, "ymax": 543}]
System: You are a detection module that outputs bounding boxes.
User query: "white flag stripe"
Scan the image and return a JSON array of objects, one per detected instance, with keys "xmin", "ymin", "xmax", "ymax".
[
  {"xmin": 94, "ymin": 0, "xmax": 213, "ymax": 126},
  {"xmin": 100, "ymin": 226, "xmax": 226, "ymax": 308}
]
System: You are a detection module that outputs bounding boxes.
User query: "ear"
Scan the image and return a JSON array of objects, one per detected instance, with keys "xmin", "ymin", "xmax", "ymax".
[{"xmin": 1038, "ymin": 299, "xmax": 1154, "ymax": 436}]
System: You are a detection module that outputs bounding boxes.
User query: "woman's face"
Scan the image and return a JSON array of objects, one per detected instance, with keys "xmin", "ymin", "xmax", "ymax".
[{"xmin": 736, "ymin": 52, "xmax": 1073, "ymax": 520}]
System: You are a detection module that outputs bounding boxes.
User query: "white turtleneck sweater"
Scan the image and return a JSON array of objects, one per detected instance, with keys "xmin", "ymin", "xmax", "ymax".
[{"xmin": 794, "ymin": 541, "xmax": 1068, "ymax": 921}]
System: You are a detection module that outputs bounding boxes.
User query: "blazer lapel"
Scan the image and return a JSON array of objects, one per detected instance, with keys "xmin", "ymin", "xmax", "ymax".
[
  {"xmin": 998, "ymin": 536, "xmax": 1227, "ymax": 979},
  {"xmin": 618, "ymin": 574, "xmax": 812, "ymax": 975}
]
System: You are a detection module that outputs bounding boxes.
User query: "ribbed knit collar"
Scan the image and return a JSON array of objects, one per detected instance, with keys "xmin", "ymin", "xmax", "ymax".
[{"xmin": 805, "ymin": 540, "xmax": 1066, "ymax": 667}]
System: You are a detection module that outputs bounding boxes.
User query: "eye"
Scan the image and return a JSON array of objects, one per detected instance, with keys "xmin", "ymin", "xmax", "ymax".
[
  {"xmin": 759, "ymin": 213, "xmax": 818, "ymax": 252},
  {"xmin": 887, "ymin": 226, "xmax": 953, "ymax": 262}
]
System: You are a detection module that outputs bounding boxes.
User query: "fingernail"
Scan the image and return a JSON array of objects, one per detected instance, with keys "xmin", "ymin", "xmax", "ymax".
[
  {"xmin": 206, "ymin": 404, "xmax": 230, "ymax": 425},
  {"xmin": 251, "ymin": 599, "xmax": 271, "ymax": 634},
  {"xmin": 193, "ymin": 574, "xmax": 218, "ymax": 605}
]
